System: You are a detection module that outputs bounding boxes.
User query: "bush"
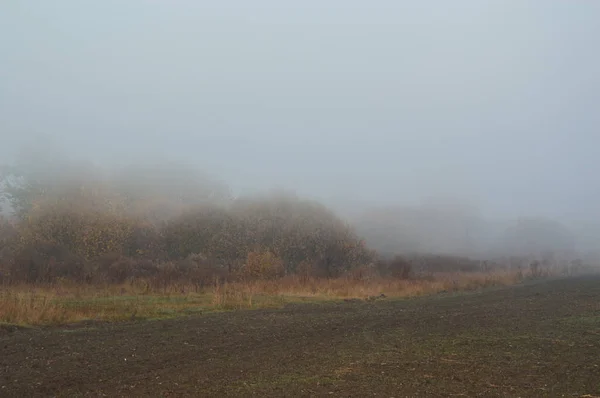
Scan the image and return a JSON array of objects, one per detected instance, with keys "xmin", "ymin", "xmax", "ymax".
[
  {"xmin": 374, "ymin": 255, "xmax": 412, "ymax": 279},
  {"xmin": 124, "ymin": 221, "xmax": 166, "ymax": 260},
  {"xmin": 242, "ymin": 250, "xmax": 285, "ymax": 280},
  {"xmin": 0, "ymin": 216, "xmax": 18, "ymax": 273},
  {"xmin": 346, "ymin": 263, "xmax": 378, "ymax": 281},
  {"xmin": 230, "ymin": 194, "xmax": 374, "ymax": 276},
  {"xmin": 388, "ymin": 255, "xmax": 413, "ymax": 279},
  {"xmin": 163, "ymin": 205, "xmax": 245, "ymax": 264},
  {"xmin": 177, "ymin": 253, "xmax": 228, "ymax": 287},
  {"xmin": 16, "ymin": 203, "xmax": 136, "ymax": 261},
  {"xmin": 162, "ymin": 195, "xmax": 374, "ymax": 277},
  {"xmin": 295, "ymin": 260, "xmax": 316, "ymax": 282},
  {"xmin": 10, "ymin": 241, "xmax": 88, "ymax": 283},
  {"xmin": 95, "ymin": 253, "xmax": 140, "ymax": 284},
  {"xmin": 1, "ymin": 160, "xmax": 376, "ymax": 284}
]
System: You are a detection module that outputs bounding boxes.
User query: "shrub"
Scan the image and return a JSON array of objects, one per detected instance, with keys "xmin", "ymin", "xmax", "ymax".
[
  {"xmin": 124, "ymin": 221, "xmax": 166, "ymax": 260},
  {"xmin": 10, "ymin": 240, "xmax": 88, "ymax": 283},
  {"xmin": 346, "ymin": 263, "xmax": 378, "ymax": 281},
  {"xmin": 2, "ymin": 157, "xmax": 377, "ymax": 284},
  {"xmin": 388, "ymin": 255, "xmax": 413, "ymax": 279},
  {"xmin": 162, "ymin": 205, "xmax": 244, "ymax": 263},
  {"xmin": 177, "ymin": 253, "xmax": 228, "ymax": 287},
  {"xmin": 295, "ymin": 260, "xmax": 316, "ymax": 282},
  {"xmin": 16, "ymin": 202, "xmax": 136, "ymax": 261},
  {"xmin": 162, "ymin": 194, "xmax": 374, "ymax": 277},
  {"xmin": 233, "ymin": 194, "xmax": 375, "ymax": 276},
  {"xmin": 242, "ymin": 250, "xmax": 285, "ymax": 280},
  {"xmin": 0, "ymin": 216, "xmax": 18, "ymax": 276},
  {"xmin": 374, "ymin": 255, "xmax": 412, "ymax": 279},
  {"xmin": 95, "ymin": 253, "xmax": 140, "ymax": 283}
]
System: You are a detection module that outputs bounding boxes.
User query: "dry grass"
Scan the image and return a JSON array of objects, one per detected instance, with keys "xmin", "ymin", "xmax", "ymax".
[
  {"xmin": 0, "ymin": 269, "xmax": 547, "ymax": 326},
  {"xmin": 233, "ymin": 269, "xmax": 528, "ymax": 300},
  {"xmin": 0, "ymin": 282, "xmax": 211, "ymax": 326}
]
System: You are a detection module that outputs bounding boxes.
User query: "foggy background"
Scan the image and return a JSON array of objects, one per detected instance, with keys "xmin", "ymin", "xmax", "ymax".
[{"xmin": 1, "ymin": 1, "xmax": 599, "ymax": 258}]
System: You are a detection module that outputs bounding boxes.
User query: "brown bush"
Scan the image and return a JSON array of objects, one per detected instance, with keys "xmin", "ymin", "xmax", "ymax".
[
  {"xmin": 0, "ymin": 217, "xmax": 18, "ymax": 278},
  {"xmin": 161, "ymin": 195, "xmax": 374, "ymax": 278},
  {"xmin": 94, "ymin": 253, "xmax": 143, "ymax": 284},
  {"xmin": 16, "ymin": 203, "xmax": 136, "ymax": 261},
  {"xmin": 295, "ymin": 260, "xmax": 316, "ymax": 283},
  {"xmin": 176, "ymin": 253, "xmax": 228, "ymax": 287},
  {"xmin": 388, "ymin": 255, "xmax": 413, "ymax": 279},
  {"xmin": 162, "ymin": 205, "xmax": 244, "ymax": 264},
  {"xmin": 125, "ymin": 221, "xmax": 166, "ymax": 260},
  {"xmin": 2, "ymin": 160, "xmax": 375, "ymax": 284},
  {"xmin": 242, "ymin": 250, "xmax": 285, "ymax": 280},
  {"xmin": 10, "ymin": 241, "xmax": 88, "ymax": 283},
  {"xmin": 229, "ymin": 194, "xmax": 375, "ymax": 274},
  {"xmin": 374, "ymin": 255, "xmax": 412, "ymax": 279},
  {"xmin": 151, "ymin": 262, "xmax": 182, "ymax": 290},
  {"xmin": 346, "ymin": 263, "xmax": 378, "ymax": 281}
]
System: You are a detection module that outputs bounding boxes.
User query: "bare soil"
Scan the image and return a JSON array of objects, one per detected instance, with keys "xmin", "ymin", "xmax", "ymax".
[{"xmin": 2, "ymin": 275, "xmax": 600, "ymax": 397}]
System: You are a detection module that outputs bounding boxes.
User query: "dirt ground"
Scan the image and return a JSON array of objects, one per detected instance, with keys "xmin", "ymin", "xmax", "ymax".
[{"xmin": 2, "ymin": 275, "xmax": 600, "ymax": 397}]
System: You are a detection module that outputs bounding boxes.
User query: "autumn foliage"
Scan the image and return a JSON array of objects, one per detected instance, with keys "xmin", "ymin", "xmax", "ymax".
[
  {"xmin": 1, "ymin": 147, "xmax": 566, "ymax": 288},
  {"xmin": 0, "ymin": 161, "xmax": 377, "ymax": 285}
]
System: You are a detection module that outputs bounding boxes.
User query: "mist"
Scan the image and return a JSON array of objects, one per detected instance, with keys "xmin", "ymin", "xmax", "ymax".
[{"xmin": 1, "ymin": 1, "xmax": 599, "ymax": 259}]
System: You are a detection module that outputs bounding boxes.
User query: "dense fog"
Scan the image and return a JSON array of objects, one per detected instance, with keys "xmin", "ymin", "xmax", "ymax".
[{"xmin": 2, "ymin": 1, "xmax": 599, "ymax": 261}]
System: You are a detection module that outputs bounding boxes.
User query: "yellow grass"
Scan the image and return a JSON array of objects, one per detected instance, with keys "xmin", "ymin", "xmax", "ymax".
[
  {"xmin": 233, "ymin": 270, "xmax": 527, "ymax": 299},
  {"xmin": 0, "ymin": 269, "xmax": 545, "ymax": 326}
]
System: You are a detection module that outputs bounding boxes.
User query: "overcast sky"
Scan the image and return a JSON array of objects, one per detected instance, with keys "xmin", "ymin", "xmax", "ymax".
[{"xmin": 1, "ymin": 1, "xmax": 599, "ymax": 220}]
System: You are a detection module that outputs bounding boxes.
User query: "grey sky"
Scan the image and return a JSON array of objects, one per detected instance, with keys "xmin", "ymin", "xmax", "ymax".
[{"xmin": 1, "ymin": 1, "xmax": 599, "ymax": 221}]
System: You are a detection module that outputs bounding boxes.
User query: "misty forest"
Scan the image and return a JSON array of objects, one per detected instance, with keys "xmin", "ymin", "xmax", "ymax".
[
  {"xmin": 1, "ymin": 2, "xmax": 600, "ymax": 397},
  {"xmin": 0, "ymin": 142, "xmax": 591, "ymax": 286}
]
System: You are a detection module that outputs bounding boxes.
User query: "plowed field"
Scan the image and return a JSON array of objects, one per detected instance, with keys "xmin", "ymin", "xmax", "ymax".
[{"xmin": 2, "ymin": 276, "xmax": 600, "ymax": 397}]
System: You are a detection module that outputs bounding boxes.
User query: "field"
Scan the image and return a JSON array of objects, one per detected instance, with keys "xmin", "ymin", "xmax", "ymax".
[{"xmin": 2, "ymin": 274, "xmax": 600, "ymax": 397}]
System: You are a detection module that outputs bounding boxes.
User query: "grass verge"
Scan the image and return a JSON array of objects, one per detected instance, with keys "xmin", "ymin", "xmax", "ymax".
[{"xmin": 0, "ymin": 269, "xmax": 549, "ymax": 326}]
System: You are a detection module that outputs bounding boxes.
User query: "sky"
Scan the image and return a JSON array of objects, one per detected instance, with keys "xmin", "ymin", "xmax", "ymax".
[{"xmin": 1, "ymin": 1, "xmax": 599, "ymax": 221}]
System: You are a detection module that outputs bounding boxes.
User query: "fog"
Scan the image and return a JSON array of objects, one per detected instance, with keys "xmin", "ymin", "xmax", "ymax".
[{"xmin": 1, "ymin": 1, "xmax": 599, "ymax": 258}]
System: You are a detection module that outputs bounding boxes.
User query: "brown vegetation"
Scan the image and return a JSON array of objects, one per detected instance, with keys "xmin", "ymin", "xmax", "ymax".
[
  {"xmin": 0, "ymin": 152, "xmax": 581, "ymax": 327},
  {"xmin": 0, "ymin": 192, "xmax": 375, "ymax": 286},
  {"xmin": 0, "ymin": 151, "xmax": 377, "ymax": 287},
  {"xmin": 0, "ymin": 269, "xmax": 532, "ymax": 326}
]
